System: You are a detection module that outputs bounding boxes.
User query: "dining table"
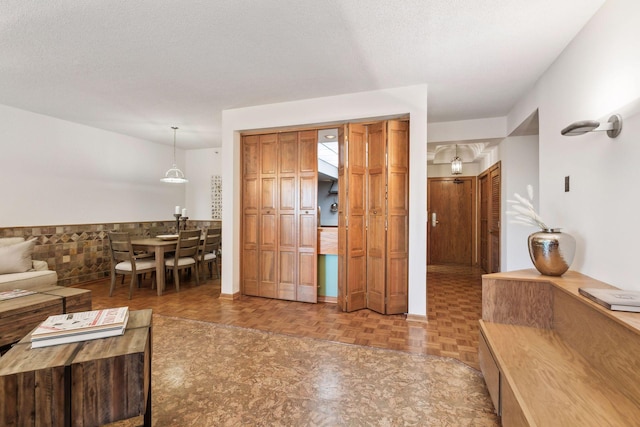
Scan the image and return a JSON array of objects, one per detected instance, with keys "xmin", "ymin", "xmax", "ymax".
[{"xmin": 131, "ymin": 237, "xmax": 179, "ymax": 296}]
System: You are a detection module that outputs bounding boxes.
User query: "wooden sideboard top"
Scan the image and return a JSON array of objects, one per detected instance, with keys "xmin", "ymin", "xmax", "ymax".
[{"xmin": 483, "ymin": 269, "xmax": 640, "ymax": 333}]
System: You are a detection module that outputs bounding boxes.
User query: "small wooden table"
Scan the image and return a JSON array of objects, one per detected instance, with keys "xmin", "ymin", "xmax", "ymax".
[
  {"xmin": 131, "ymin": 238, "xmax": 178, "ymax": 296},
  {"xmin": 0, "ymin": 286, "xmax": 92, "ymax": 348},
  {"xmin": 0, "ymin": 309, "xmax": 152, "ymax": 427}
]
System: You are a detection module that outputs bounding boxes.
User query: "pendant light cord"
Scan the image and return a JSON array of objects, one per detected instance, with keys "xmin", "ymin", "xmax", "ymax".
[{"xmin": 172, "ymin": 126, "xmax": 178, "ymax": 164}]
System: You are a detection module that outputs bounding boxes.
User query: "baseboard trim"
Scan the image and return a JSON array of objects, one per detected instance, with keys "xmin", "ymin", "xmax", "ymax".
[
  {"xmin": 219, "ymin": 292, "xmax": 241, "ymax": 301},
  {"xmin": 318, "ymin": 296, "xmax": 337, "ymax": 304},
  {"xmin": 406, "ymin": 314, "xmax": 428, "ymax": 323}
]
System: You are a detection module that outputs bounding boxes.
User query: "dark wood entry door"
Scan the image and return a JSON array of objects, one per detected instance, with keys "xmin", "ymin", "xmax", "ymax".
[{"xmin": 427, "ymin": 177, "xmax": 475, "ymax": 265}]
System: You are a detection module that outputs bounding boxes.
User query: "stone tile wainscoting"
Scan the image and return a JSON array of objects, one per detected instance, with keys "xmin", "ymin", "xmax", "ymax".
[{"xmin": 0, "ymin": 220, "xmax": 221, "ymax": 287}]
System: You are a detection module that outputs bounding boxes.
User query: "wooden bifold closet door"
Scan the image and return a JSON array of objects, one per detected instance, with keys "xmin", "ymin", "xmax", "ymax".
[
  {"xmin": 338, "ymin": 120, "xmax": 409, "ymax": 314},
  {"xmin": 241, "ymin": 131, "xmax": 318, "ymax": 303}
]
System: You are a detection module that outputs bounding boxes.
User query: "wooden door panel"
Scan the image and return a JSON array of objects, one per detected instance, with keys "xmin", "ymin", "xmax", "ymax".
[
  {"xmin": 299, "ymin": 176, "xmax": 316, "ymax": 212},
  {"xmin": 348, "ymin": 174, "xmax": 366, "ymax": 212},
  {"xmin": 366, "ymin": 254, "xmax": 385, "ymax": 312},
  {"xmin": 367, "ymin": 122, "xmax": 386, "ymax": 314},
  {"xmin": 260, "ymin": 214, "xmax": 277, "ymax": 247},
  {"xmin": 298, "ymin": 131, "xmax": 317, "ymax": 174},
  {"xmin": 297, "ymin": 252, "xmax": 316, "ymax": 302},
  {"xmin": 243, "ymin": 135, "xmax": 259, "ymax": 175},
  {"xmin": 388, "ymin": 172, "xmax": 407, "ymax": 211},
  {"xmin": 385, "ymin": 120, "xmax": 409, "ymax": 314},
  {"xmin": 388, "ymin": 215, "xmax": 407, "ymax": 253},
  {"xmin": 243, "ymin": 178, "xmax": 259, "ymax": 211},
  {"xmin": 279, "ymin": 177, "xmax": 296, "ymax": 211},
  {"xmin": 242, "ymin": 136, "xmax": 260, "ymax": 298},
  {"xmin": 296, "ymin": 131, "xmax": 317, "ymax": 303},
  {"xmin": 278, "ymin": 251, "xmax": 296, "ymax": 301},
  {"xmin": 242, "ymin": 249, "xmax": 259, "ymax": 296},
  {"xmin": 347, "ymin": 255, "xmax": 367, "ymax": 309},
  {"xmin": 337, "ymin": 126, "xmax": 347, "ymax": 311},
  {"xmin": 243, "ymin": 214, "xmax": 258, "ymax": 246},
  {"xmin": 278, "ymin": 132, "xmax": 297, "ymax": 174},
  {"xmin": 279, "ymin": 214, "xmax": 296, "ymax": 248},
  {"xmin": 299, "ymin": 214, "xmax": 316, "ymax": 250},
  {"xmin": 260, "ymin": 134, "xmax": 278, "ymax": 175},
  {"xmin": 345, "ymin": 124, "xmax": 367, "ymax": 312},
  {"xmin": 368, "ymin": 174, "xmax": 385, "ymax": 211},
  {"xmin": 259, "ymin": 250, "xmax": 277, "ymax": 298},
  {"xmin": 387, "ymin": 256, "xmax": 408, "ymax": 314},
  {"xmin": 261, "ymin": 178, "xmax": 277, "ymax": 211}
]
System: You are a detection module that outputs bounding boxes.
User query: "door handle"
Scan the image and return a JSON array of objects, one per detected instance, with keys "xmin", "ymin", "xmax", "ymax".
[{"xmin": 431, "ymin": 212, "xmax": 439, "ymax": 227}]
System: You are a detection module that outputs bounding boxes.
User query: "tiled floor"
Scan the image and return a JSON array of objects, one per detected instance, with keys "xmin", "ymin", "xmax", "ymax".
[{"xmin": 82, "ymin": 263, "xmax": 485, "ymax": 370}]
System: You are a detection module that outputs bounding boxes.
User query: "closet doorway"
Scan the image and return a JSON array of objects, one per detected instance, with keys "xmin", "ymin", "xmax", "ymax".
[{"xmin": 240, "ymin": 118, "xmax": 410, "ymax": 315}]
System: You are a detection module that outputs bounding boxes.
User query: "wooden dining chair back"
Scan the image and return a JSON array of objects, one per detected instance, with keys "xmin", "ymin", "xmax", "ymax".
[
  {"xmin": 149, "ymin": 225, "xmax": 170, "ymax": 237},
  {"xmin": 164, "ymin": 229, "xmax": 201, "ymax": 291},
  {"xmin": 199, "ymin": 228, "xmax": 221, "ymax": 280},
  {"xmin": 108, "ymin": 231, "xmax": 156, "ymax": 299}
]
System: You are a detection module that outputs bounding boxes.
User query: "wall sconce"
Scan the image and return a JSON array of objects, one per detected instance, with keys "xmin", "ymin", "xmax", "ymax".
[
  {"xmin": 451, "ymin": 144, "xmax": 462, "ymax": 175},
  {"xmin": 561, "ymin": 114, "xmax": 623, "ymax": 138}
]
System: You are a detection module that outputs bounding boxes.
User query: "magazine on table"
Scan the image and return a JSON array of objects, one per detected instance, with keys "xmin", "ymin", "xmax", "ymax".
[{"xmin": 31, "ymin": 307, "xmax": 129, "ymax": 347}]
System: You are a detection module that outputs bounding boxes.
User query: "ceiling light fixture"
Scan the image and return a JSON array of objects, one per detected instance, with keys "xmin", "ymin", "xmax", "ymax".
[
  {"xmin": 451, "ymin": 144, "xmax": 462, "ymax": 175},
  {"xmin": 160, "ymin": 126, "xmax": 189, "ymax": 184},
  {"xmin": 561, "ymin": 114, "xmax": 623, "ymax": 138}
]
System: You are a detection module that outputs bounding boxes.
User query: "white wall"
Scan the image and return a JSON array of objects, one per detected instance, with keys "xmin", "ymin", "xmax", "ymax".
[
  {"xmin": 427, "ymin": 117, "xmax": 507, "ymax": 142},
  {"xmin": 221, "ymin": 85, "xmax": 428, "ymax": 316},
  {"xmin": 499, "ymin": 135, "xmax": 540, "ymax": 271},
  {"xmin": 508, "ymin": 0, "xmax": 640, "ymax": 289},
  {"xmin": 0, "ymin": 104, "xmax": 185, "ymax": 227},
  {"xmin": 185, "ymin": 148, "xmax": 222, "ymax": 220}
]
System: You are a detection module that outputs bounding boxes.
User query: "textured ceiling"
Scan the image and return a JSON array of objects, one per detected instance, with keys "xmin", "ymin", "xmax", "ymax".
[{"xmin": 0, "ymin": 0, "xmax": 606, "ymax": 149}]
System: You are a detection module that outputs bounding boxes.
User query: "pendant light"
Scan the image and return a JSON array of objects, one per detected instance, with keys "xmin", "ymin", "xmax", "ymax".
[
  {"xmin": 160, "ymin": 126, "xmax": 189, "ymax": 183},
  {"xmin": 451, "ymin": 144, "xmax": 462, "ymax": 175}
]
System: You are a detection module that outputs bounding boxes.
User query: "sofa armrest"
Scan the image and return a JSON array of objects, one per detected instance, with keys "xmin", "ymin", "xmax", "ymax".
[{"xmin": 31, "ymin": 260, "xmax": 49, "ymax": 271}]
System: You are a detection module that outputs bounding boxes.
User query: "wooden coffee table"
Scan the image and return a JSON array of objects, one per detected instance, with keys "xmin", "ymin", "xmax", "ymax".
[
  {"xmin": 0, "ymin": 286, "xmax": 92, "ymax": 348},
  {"xmin": 0, "ymin": 309, "xmax": 152, "ymax": 427}
]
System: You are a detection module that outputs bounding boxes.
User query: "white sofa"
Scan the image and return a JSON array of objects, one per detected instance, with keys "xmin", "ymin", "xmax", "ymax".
[{"xmin": 0, "ymin": 237, "xmax": 58, "ymax": 292}]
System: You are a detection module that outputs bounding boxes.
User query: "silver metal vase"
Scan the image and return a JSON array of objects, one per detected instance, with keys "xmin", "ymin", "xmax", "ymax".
[{"xmin": 527, "ymin": 229, "xmax": 576, "ymax": 276}]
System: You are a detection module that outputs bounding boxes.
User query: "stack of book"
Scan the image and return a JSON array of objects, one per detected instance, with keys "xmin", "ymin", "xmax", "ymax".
[
  {"xmin": 31, "ymin": 306, "xmax": 129, "ymax": 348},
  {"xmin": 579, "ymin": 288, "xmax": 640, "ymax": 313}
]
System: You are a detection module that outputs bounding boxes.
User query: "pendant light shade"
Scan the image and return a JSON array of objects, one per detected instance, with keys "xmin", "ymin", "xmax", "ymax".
[
  {"xmin": 451, "ymin": 144, "xmax": 462, "ymax": 175},
  {"xmin": 161, "ymin": 126, "xmax": 188, "ymax": 184}
]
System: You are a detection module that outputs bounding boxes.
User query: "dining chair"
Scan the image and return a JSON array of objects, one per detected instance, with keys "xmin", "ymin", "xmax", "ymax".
[
  {"xmin": 108, "ymin": 231, "xmax": 156, "ymax": 299},
  {"xmin": 199, "ymin": 228, "xmax": 221, "ymax": 280},
  {"xmin": 165, "ymin": 229, "xmax": 201, "ymax": 291}
]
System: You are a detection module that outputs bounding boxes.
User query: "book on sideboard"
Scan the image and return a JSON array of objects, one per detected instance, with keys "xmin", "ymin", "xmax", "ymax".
[
  {"xmin": 31, "ymin": 306, "xmax": 129, "ymax": 348},
  {"xmin": 578, "ymin": 288, "xmax": 640, "ymax": 313}
]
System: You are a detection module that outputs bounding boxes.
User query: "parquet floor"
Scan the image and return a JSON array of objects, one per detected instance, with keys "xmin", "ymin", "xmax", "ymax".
[{"xmin": 80, "ymin": 263, "xmax": 485, "ymax": 370}]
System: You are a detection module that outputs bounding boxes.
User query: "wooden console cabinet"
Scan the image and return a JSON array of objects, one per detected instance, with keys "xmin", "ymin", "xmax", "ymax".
[{"xmin": 480, "ymin": 270, "xmax": 640, "ymax": 426}]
